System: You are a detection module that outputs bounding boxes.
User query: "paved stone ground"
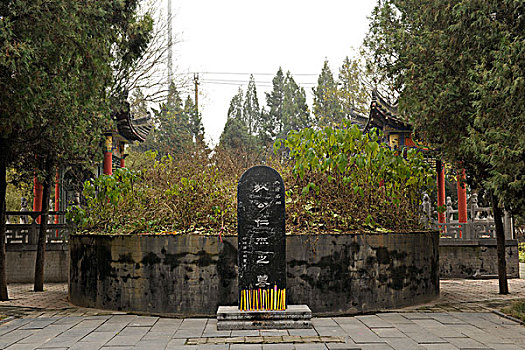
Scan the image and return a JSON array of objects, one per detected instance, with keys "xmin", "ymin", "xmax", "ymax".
[{"xmin": 0, "ymin": 279, "xmax": 523, "ymax": 349}]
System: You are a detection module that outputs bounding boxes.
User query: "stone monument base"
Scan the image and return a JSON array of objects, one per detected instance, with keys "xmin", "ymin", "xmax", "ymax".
[{"xmin": 217, "ymin": 305, "xmax": 312, "ymax": 330}]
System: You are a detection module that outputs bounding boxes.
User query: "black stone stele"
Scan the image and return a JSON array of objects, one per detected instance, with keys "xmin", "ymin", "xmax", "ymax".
[{"xmin": 237, "ymin": 165, "xmax": 286, "ymax": 311}]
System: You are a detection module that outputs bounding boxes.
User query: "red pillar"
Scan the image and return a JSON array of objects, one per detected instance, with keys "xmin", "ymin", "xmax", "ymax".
[
  {"xmin": 119, "ymin": 143, "xmax": 126, "ymax": 168},
  {"xmin": 33, "ymin": 176, "xmax": 43, "ymax": 224},
  {"xmin": 54, "ymin": 169, "xmax": 60, "ymax": 237},
  {"xmin": 457, "ymin": 169, "xmax": 467, "ymax": 223},
  {"xmin": 103, "ymin": 134, "xmax": 113, "ymax": 175},
  {"xmin": 54, "ymin": 169, "xmax": 59, "ymax": 223},
  {"xmin": 437, "ymin": 160, "xmax": 446, "ymax": 224}
]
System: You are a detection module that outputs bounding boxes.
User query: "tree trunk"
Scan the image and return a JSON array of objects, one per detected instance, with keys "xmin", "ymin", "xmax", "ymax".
[
  {"xmin": 0, "ymin": 139, "xmax": 9, "ymax": 300},
  {"xmin": 34, "ymin": 156, "xmax": 54, "ymax": 292},
  {"xmin": 491, "ymin": 192, "xmax": 508, "ymax": 294}
]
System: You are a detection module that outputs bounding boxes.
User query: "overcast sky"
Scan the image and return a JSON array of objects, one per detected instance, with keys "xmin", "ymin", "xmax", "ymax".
[{"xmin": 169, "ymin": 0, "xmax": 377, "ymax": 146}]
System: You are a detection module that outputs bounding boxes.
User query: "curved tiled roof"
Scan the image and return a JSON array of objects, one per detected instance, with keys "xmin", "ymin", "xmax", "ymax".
[
  {"xmin": 115, "ymin": 105, "xmax": 153, "ymax": 143},
  {"xmin": 348, "ymin": 109, "xmax": 369, "ymax": 130},
  {"xmin": 365, "ymin": 90, "xmax": 411, "ymax": 132}
]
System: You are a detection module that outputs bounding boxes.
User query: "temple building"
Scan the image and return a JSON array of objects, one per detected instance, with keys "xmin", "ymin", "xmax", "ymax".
[
  {"xmin": 364, "ymin": 89, "xmax": 465, "ymax": 226},
  {"xmin": 33, "ymin": 102, "xmax": 153, "ymax": 217},
  {"xmin": 103, "ymin": 104, "xmax": 153, "ymax": 175},
  {"xmin": 364, "ymin": 90, "xmax": 415, "ymax": 149}
]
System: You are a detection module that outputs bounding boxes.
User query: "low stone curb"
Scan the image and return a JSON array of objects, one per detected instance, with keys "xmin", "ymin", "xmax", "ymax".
[
  {"xmin": 0, "ymin": 316, "xmax": 14, "ymax": 326},
  {"xmin": 491, "ymin": 310, "xmax": 524, "ymax": 325},
  {"xmin": 185, "ymin": 336, "xmax": 346, "ymax": 345}
]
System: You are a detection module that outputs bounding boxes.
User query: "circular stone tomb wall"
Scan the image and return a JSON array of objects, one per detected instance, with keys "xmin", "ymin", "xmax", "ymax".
[{"xmin": 69, "ymin": 232, "xmax": 439, "ymax": 316}]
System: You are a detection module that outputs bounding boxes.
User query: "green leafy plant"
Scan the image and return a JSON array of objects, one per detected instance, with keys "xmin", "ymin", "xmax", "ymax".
[
  {"xmin": 72, "ymin": 123, "xmax": 435, "ymax": 235},
  {"xmin": 519, "ymin": 242, "xmax": 525, "ymax": 264},
  {"xmin": 275, "ymin": 120, "xmax": 435, "ymax": 232},
  {"xmin": 67, "ymin": 167, "xmax": 141, "ymax": 232},
  {"xmin": 70, "ymin": 144, "xmax": 238, "ymax": 235}
]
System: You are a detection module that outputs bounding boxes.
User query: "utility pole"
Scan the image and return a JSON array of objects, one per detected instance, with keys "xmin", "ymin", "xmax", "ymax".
[
  {"xmin": 193, "ymin": 73, "xmax": 201, "ymax": 144},
  {"xmin": 194, "ymin": 73, "xmax": 199, "ymax": 115},
  {"xmin": 167, "ymin": 0, "xmax": 173, "ymax": 85}
]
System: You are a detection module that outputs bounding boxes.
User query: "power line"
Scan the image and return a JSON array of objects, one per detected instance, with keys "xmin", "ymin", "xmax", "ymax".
[
  {"xmin": 192, "ymin": 71, "xmax": 319, "ymax": 77},
  {"xmin": 200, "ymin": 81, "xmax": 317, "ymax": 88},
  {"xmin": 200, "ymin": 79, "xmax": 317, "ymax": 86},
  {"xmin": 200, "ymin": 81, "xmax": 275, "ymax": 87},
  {"xmin": 201, "ymin": 79, "xmax": 317, "ymax": 85}
]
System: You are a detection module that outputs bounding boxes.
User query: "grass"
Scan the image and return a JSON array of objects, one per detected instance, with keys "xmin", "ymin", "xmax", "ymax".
[{"xmin": 501, "ymin": 300, "xmax": 525, "ymax": 323}]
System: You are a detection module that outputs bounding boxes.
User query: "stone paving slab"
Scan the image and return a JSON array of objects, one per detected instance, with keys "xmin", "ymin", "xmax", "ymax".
[
  {"xmin": 0, "ymin": 311, "xmax": 522, "ymax": 348},
  {"xmin": 0, "ymin": 280, "xmax": 524, "ymax": 348}
]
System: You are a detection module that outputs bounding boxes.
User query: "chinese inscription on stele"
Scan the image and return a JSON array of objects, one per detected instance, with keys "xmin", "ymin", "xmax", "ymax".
[{"xmin": 237, "ymin": 165, "xmax": 286, "ymax": 311}]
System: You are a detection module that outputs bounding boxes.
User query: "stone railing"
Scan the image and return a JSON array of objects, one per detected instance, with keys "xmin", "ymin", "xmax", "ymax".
[
  {"xmin": 421, "ymin": 193, "xmax": 514, "ymax": 240},
  {"xmin": 5, "ymin": 211, "xmax": 72, "ymax": 244}
]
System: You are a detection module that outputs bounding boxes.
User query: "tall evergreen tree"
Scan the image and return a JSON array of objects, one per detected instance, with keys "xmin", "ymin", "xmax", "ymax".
[
  {"xmin": 256, "ymin": 108, "xmax": 274, "ymax": 155},
  {"xmin": 338, "ymin": 56, "xmax": 370, "ymax": 117},
  {"xmin": 227, "ymin": 88, "xmax": 244, "ymax": 121},
  {"xmin": 219, "ymin": 117, "xmax": 256, "ymax": 152},
  {"xmin": 243, "ymin": 75, "xmax": 261, "ymax": 135},
  {"xmin": 0, "ymin": 0, "xmax": 153, "ymax": 296},
  {"xmin": 313, "ymin": 60, "xmax": 342, "ymax": 126},
  {"xmin": 366, "ymin": 0, "xmax": 525, "ymax": 294},
  {"xmin": 220, "ymin": 88, "xmax": 258, "ymax": 154},
  {"xmin": 184, "ymin": 95, "xmax": 204, "ymax": 143},
  {"xmin": 136, "ymin": 83, "xmax": 195, "ymax": 156},
  {"xmin": 265, "ymin": 68, "xmax": 285, "ymax": 137},
  {"xmin": 282, "ymin": 72, "xmax": 311, "ymax": 137}
]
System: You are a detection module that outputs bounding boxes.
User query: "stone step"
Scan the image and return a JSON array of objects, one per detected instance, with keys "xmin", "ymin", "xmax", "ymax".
[{"xmin": 217, "ymin": 305, "xmax": 312, "ymax": 330}]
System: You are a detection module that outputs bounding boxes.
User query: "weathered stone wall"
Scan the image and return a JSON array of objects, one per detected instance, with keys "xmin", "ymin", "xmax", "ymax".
[
  {"xmin": 69, "ymin": 232, "xmax": 439, "ymax": 316},
  {"xmin": 439, "ymin": 240, "xmax": 519, "ymax": 278},
  {"xmin": 286, "ymin": 233, "xmax": 439, "ymax": 315},
  {"xmin": 7, "ymin": 244, "xmax": 69, "ymax": 283}
]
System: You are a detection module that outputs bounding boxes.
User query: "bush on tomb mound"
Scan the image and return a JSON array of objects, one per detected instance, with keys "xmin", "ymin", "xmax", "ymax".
[
  {"xmin": 68, "ymin": 121, "xmax": 434, "ymax": 235},
  {"xmin": 276, "ymin": 121, "xmax": 434, "ymax": 233}
]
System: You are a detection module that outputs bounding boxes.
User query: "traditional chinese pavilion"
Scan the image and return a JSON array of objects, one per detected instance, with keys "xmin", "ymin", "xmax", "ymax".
[
  {"xmin": 364, "ymin": 89, "xmax": 416, "ymax": 149},
  {"xmin": 347, "ymin": 109, "xmax": 369, "ymax": 131},
  {"xmin": 103, "ymin": 103, "xmax": 153, "ymax": 175},
  {"xmin": 33, "ymin": 102, "xmax": 153, "ymax": 218},
  {"xmin": 364, "ymin": 89, "xmax": 466, "ymax": 225}
]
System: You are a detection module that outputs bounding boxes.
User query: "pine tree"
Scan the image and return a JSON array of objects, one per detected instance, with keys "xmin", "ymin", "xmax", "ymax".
[
  {"xmin": 0, "ymin": 0, "xmax": 153, "ymax": 296},
  {"xmin": 227, "ymin": 88, "xmax": 244, "ymax": 121},
  {"xmin": 366, "ymin": 0, "xmax": 525, "ymax": 294},
  {"xmin": 282, "ymin": 72, "xmax": 311, "ymax": 137},
  {"xmin": 136, "ymin": 83, "xmax": 193, "ymax": 156},
  {"xmin": 313, "ymin": 60, "xmax": 342, "ymax": 126},
  {"xmin": 220, "ymin": 88, "xmax": 259, "ymax": 155},
  {"xmin": 265, "ymin": 68, "xmax": 285, "ymax": 136},
  {"xmin": 184, "ymin": 95, "xmax": 204, "ymax": 143},
  {"xmin": 243, "ymin": 75, "xmax": 261, "ymax": 135},
  {"xmin": 338, "ymin": 56, "xmax": 370, "ymax": 117},
  {"xmin": 256, "ymin": 108, "xmax": 274, "ymax": 155},
  {"xmin": 219, "ymin": 117, "xmax": 256, "ymax": 152}
]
